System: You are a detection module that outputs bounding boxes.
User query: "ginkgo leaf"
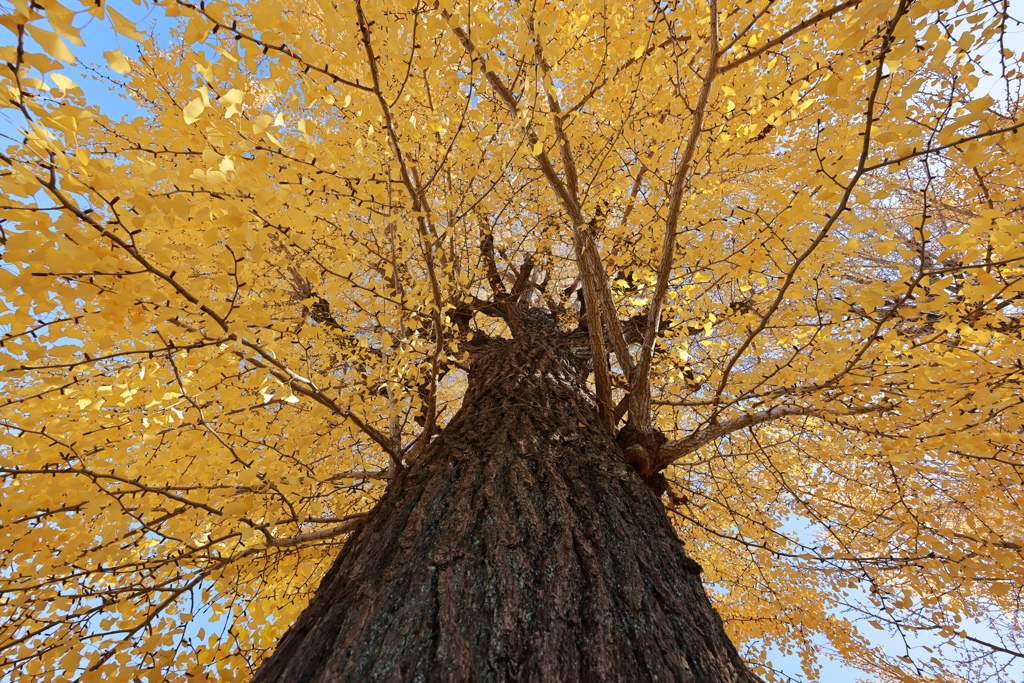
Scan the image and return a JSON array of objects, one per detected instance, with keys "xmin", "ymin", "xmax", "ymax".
[
  {"xmin": 49, "ymin": 72, "xmax": 77, "ymax": 93},
  {"xmin": 25, "ymin": 26, "xmax": 76, "ymax": 63},
  {"xmin": 46, "ymin": 4, "xmax": 85, "ymax": 47},
  {"xmin": 183, "ymin": 97, "xmax": 206, "ymax": 124},
  {"xmin": 106, "ymin": 6, "xmax": 146, "ymax": 42},
  {"xmin": 103, "ymin": 49, "xmax": 131, "ymax": 74},
  {"xmin": 220, "ymin": 88, "xmax": 245, "ymax": 118}
]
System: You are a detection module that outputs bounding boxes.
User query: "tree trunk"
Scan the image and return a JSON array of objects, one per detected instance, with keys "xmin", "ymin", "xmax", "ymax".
[{"xmin": 252, "ymin": 320, "xmax": 759, "ymax": 682}]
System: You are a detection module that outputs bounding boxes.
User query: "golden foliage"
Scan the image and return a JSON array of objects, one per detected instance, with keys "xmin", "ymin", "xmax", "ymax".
[{"xmin": 1, "ymin": 0, "xmax": 1022, "ymax": 680}]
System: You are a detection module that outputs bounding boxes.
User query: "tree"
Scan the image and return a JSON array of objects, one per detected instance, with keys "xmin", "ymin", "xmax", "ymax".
[{"xmin": 1, "ymin": 0, "xmax": 1023, "ymax": 680}]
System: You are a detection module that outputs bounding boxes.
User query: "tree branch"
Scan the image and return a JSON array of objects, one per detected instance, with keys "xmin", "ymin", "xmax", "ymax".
[
  {"xmin": 480, "ymin": 232, "xmax": 509, "ymax": 299},
  {"xmin": 711, "ymin": 0, "xmax": 910, "ymax": 410},
  {"xmin": 630, "ymin": 0, "xmax": 719, "ymax": 432},
  {"xmin": 444, "ymin": 12, "xmax": 621, "ymax": 428},
  {"xmin": 262, "ymin": 513, "xmax": 369, "ymax": 548},
  {"xmin": 526, "ymin": 14, "xmax": 635, "ymax": 380},
  {"xmin": 234, "ymin": 342, "xmax": 401, "ymax": 466},
  {"xmin": 356, "ymin": 0, "xmax": 446, "ymax": 453},
  {"xmin": 718, "ymin": 0, "xmax": 864, "ymax": 73},
  {"xmin": 654, "ymin": 404, "xmax": 884, "ymax": 472}
]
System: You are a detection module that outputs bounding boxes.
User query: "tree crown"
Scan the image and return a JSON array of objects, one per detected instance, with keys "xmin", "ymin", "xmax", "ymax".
[{"xmin": 1, "ymin": 0, "xmax": 1023, "ymax": 680}]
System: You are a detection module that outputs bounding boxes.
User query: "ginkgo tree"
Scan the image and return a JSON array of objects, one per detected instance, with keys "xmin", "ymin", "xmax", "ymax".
[{"xmin": 2, "ymin": 0, "xmax": 1023, "ymax": 680}]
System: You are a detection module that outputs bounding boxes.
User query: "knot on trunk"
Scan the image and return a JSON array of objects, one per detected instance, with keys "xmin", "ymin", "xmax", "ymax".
[{"xmin": 617, "ymin": 424, "xmax": 668, "ymax": 491}]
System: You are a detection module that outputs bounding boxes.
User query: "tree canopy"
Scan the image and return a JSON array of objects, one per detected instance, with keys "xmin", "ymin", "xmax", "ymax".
[{"xmin": 1, "ymin": 0, "xmax": 1023, "ymax": 680}]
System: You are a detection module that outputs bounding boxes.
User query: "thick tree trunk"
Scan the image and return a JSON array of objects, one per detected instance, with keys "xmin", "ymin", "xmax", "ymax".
[{"xmin": 252, "ymin": 321, "xmax": 759, "ymax": 682}]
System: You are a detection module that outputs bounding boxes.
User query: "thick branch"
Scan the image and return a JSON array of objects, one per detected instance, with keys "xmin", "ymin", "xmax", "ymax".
[
  {"xmin": 528, "ymin": 15, "xmax": 634, "ymax": 380},
  {"xmin": 480, "ymin": 232, "xmax": 509, "ymax": 298},
  {"xmin": 718, "ymin": 0, "xmax": 864, "ymax": 73},
  {"xmin": 654, "ymin": 404, "xmax": 882, "ymax": 472},
  {"xmin": 356, "ymin": 0, "xmax": 446, "ymax": 450},
  {"xmin": 631, "ymin": 0, "xmax": 719, "ymax": 431},
  {"xmin": 263, "ymin": 513, "xmax": 369, "ymax": 548},
  {"xmin": 509, "ymin": 259, "xmax": 535, "ymax": 302},
  {"xmin": 445, "ymin": 13, "xmax": 619, "ymax": 428},
  {"xmin": 711, "ymin": 0, "xmax": 910, "ymax": 407}
]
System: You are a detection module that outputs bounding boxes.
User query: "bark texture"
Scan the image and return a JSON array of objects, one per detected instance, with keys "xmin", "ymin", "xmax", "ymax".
[{"xmin": 252, "ymin": 318, "xmax": 759, "ymax": 683}]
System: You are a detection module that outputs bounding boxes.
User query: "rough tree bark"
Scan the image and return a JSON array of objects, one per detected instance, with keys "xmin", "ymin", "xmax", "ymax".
[{"xmin": 252, "ymin": 312, "xmax": 759, "ymax": 682}]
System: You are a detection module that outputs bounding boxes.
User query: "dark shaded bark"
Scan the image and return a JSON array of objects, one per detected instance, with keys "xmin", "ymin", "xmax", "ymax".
[{"xmin": 252, "ymin": 315, "xmax": 759, "ymax": 683}]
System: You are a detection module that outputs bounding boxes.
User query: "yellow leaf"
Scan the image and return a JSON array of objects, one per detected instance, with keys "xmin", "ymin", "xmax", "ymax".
[
  {"xmin": 222, "ymin": 499, "xmax": 252, "ymax": 517},
  {"xmin": 252, "ymin": 114, "xmax": 273, "ymax": 135},
  {"xmin": 106, "ymin": 6, "xmax": 146, "ymax": 42},
  {"xmin": 50, "ymin": 72, "xmax": 78, "ymax": 93},
  {"xmin": 9, "ymin": 0, "xmax": 30, "ymax": 19},
  {"xmin": 47, "ymin": 4, "xmax": 85, "ymax": 46},
  {"xmin": 183, "ymin": 97, "xmax": 206, "ymax": 124},
  {"xmin": 26, "ymin": 26, "xmax": 76, "ymax": 63},
  {"xmin": 221, "ymin": 88, "xmax": 245, "ymax": 118},
  {"xmin": 103, "ymin": 50, "xmax": 131, "ymax": 74}
]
